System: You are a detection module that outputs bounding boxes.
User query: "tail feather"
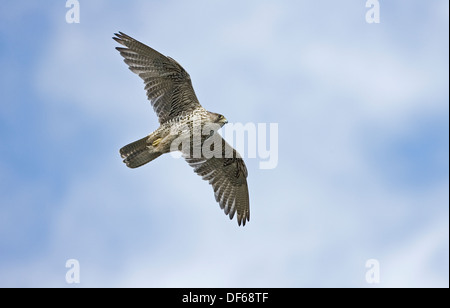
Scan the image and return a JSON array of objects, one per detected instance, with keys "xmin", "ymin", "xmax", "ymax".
[{"xmin": 120, "ymin": 136, "xmax": 162, "ymax": 168}]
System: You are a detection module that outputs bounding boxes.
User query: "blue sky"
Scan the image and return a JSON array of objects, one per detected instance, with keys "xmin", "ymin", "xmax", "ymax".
[{"xmin": 0, "ymin": 0, "xmax": 448, "ymax": 287}]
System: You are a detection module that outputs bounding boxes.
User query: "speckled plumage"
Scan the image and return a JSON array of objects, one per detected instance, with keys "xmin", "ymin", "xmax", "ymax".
[{"xmin": 114, "ymin": 32, "xmax": 250, "ymax": 226}]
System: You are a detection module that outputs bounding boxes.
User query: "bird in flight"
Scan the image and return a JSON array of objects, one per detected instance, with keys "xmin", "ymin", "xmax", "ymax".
[{"xmin": 114, "ymin": 32, "xmax": 250, "ymax": 226}]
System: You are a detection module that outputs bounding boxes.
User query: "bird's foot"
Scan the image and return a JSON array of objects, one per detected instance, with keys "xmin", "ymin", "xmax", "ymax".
[{"xmin": 152, "ymin": 138, "xmax": 162, "ymax": 147}]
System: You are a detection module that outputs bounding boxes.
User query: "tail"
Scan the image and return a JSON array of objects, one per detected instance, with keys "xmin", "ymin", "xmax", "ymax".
[{"xmin": 119, "ymin": 136, "xmax": 162, "ymax": 168}]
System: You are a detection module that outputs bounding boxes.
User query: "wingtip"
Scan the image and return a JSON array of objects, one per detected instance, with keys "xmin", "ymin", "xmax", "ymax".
[
  {"xmin": 236, "ymin": 214, "xmax": 250, "ymax": 227},
  {"xmin": 113, "ymin": 31, "xmax": 129, "ymax": 44}
]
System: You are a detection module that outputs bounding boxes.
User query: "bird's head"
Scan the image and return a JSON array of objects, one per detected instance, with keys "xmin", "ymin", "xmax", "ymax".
[{"xmin": 209, "ymin": 112, "xmax": 228, "ymax": 127}]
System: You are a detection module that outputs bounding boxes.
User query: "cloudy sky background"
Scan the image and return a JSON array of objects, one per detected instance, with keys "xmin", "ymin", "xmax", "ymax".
[{"xmin": 0, "ymin": 0, "xmax": 448, "ymax": 287}]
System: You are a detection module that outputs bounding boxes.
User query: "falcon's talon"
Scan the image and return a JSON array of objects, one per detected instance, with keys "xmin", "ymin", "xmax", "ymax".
[{"xmin": 152, "ymin": 138, "xmax": 161, "ymax": 147}]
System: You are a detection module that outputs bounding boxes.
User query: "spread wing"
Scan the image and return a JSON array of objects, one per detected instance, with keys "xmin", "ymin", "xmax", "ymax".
[
  {"xmin": 183, "ymin": 134, "xmax": 250, "ymax": 226},
  {"xmin": 113, "ymin": 32, "xmax": 202, "ymax": 124}
]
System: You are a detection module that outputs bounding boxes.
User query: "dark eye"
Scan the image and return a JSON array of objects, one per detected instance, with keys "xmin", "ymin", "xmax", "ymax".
[{"xmin": 217, "ymin": 115, "xmax": 222, "ymax": 120}]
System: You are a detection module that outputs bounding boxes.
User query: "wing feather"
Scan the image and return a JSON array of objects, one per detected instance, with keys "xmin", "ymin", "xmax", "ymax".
[
  {"xmin": 113, "ymin": 32, "xmax": 202, "ymax": 124},
  {"xmin": 184, "ymin": 135, "xmax": 250, "ymax": 226}
]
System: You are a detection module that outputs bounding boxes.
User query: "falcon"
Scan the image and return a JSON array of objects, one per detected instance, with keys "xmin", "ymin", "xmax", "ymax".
[{"xmin": 114, "ymin": 32, "xmax": 250, "ymax": 226}]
